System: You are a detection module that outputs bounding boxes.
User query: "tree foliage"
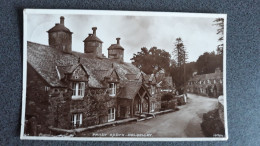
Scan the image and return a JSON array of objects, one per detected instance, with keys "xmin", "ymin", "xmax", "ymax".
[
  {"xmin": 170, "ymin": 37, "xmax": 190, "ymax": 93},
  {"xmin": 131, "ymin": 47, "xmax": 171, "ymax": 74},
  {"xmin": 173, "ymin": 38, "xmax": 188, "ymax": 67},
  {"xmin": 170, "ymin": 62, "xmax": 196, "ymax": 93},
  {"xmin": 196, "ymin": 51, "xmax": 223, "ymax": 75},
  {"xmin": 161, "ymin": 93, "xmax": 174, "ymax": 101},
  {"xmin": 213, "ymin": 18, "xmax": 224, "ymax": 55}
]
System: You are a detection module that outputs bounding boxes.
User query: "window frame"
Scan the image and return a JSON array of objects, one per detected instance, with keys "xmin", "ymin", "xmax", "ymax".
[
  {"xmin": 151, "ymin": 102, "xmax": 155, "ymax": 112},
  {"xmin": 72, "ymin": 82, "xmax": 85, "ymax": 100},
  {"xmin": 109, "ymin": 83, "xmax": 116, "ymax": 97},
  {"xmin": 44, "ymin": 86, "xmax": 50, "ymax": 92},
  {"xmin": 108, "ymin": 108, "xmax": 115, "ymax": 122},
  {"xmin": 71, "ymin": 113, "xmax": 83, "ymax": 128}
]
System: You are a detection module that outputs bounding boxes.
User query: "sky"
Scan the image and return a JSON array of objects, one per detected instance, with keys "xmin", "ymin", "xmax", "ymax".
[{"xmin": 27, "ymin": 13, "xmax": 221, "ymax": 63}]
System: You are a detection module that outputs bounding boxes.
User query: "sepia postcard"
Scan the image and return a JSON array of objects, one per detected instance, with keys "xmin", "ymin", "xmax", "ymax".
[{"xmin": 21, "ymin": 9, "xmax": 227, "ymax": 141}]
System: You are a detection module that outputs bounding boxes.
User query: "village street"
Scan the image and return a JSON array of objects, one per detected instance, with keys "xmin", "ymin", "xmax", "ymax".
[{"xmin": 81, "ymin": 94, "xmax": 218, "ymax": 137}]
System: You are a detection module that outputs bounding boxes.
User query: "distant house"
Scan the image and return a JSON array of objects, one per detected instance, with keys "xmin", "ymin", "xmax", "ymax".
[
  {"xmin": 25, "ymin": 16, "xmax": 174, "ymax": 135},
  {"xmin": 187, "ymin": 68, "xmax": 223, "ymax": 97},
  {"xmin": 143, "ymin": 71, "xmax": 175, "ymax": 112}
]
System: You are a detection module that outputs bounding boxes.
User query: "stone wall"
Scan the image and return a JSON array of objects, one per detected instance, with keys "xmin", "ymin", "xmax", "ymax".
[
  {"xmin": 48, "ymin": 31, "xmax": 72, "ymax": 53},
  {"xmin": 26, "ymin": 64, "xmax": 118, "ymax": 135},
  {"xmin": 48, "ymin": 88, "xmax": 71, "ymax": 129},
  {"xmin": 161, "ymin": 99, "xmax": 177, "ymax": 110},
  {"xmin": 25, "ymin": 64, "xmax": 53, "ymax": 135},
  {"xmin": 84, "ymin": 41, "xmax": 102, "ymax": 58},
  {"xmin": 83, "ymin": 89, "xmax": 117, "ymax": 126},
  {"xmin": 218, "ymin": 95, "xmax": 224, "ymax": 124}
]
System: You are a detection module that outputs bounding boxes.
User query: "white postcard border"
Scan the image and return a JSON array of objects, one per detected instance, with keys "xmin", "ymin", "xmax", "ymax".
[{"xmin": 21, "ymin": 9, "xmax": 228, "ymax": 141}]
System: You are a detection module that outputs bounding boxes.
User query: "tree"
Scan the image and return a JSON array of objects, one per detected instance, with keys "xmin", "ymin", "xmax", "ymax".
[
  {"xmin": 131, "ymin": 47, "xmax": 171, "ymax": 74},
  {"xmin": 171, "ymin": 38, "xmax": 189, "ymax": 94},
  {"xmin": 173, "ymin": 38, "xmax": 187, "ymax": 67},
  {"xmin": 213, "ymin": 18, "xmax": 224, "ymax": 55},
  {"xmin": 196, "ymin": 51, "xmax": 222, "ymax": 74}
]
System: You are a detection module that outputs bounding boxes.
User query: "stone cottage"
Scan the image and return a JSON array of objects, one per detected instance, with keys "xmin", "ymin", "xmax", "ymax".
[
  {"xmin": 186, "ymin": 68, "xmax": 223, "ymax": 97},
  {"xmin": 25, "ymin": 16, "xmax": 172, "ymax": 135}
]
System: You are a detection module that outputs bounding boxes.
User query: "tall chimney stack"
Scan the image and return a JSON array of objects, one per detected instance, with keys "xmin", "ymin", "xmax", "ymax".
[
  {"xmin": 92, "ymin": 27, "xmax": 97, "ymax": 36},
  {"xmin": 60, "ymin": 16, "xmax": 64, "ymax": 25},
  {"xmin": 116, "ymin": 38, "xmax": 120, "ymax": 45}
]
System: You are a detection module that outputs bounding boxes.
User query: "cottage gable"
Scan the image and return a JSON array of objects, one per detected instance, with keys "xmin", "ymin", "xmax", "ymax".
[
  {"xmin": 138, "ymin": 85, "xmax": 150, "ymax": 101},
  {"xmin": 108, "ymin": 69, "xmax": 120, "ymax": 82},
  {"xmin": 56, "ymin": 64, "xmax": 89, "ymax": 82},
  {"xmin": 70, "ymin": 65, "xmax": 89, "ymax": 81},
  {"xmin": 143, "ymin": 74, "xmax": 156, "ymax": 85}
]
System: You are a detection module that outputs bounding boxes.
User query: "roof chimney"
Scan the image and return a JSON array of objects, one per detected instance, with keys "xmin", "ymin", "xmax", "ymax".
[
  {"xmin": 60, "ymin": 16, "xmax": 64, "ymax": 25},
  {"xmin": 92, "ymin": 27, "xmax": 97, "ymax": 36},
  {"xmin": 116, "ymin": 38, "xmax": 120, "ymax": 45},
  {"xmin": 88, "ymin": 33, "xmax": 92, "ymax": 37}
]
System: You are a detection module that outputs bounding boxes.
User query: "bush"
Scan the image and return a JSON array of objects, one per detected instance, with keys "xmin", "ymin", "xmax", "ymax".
[{"xmin": 201, "ymin": 109, "xmax": 225, "ymax": 137}]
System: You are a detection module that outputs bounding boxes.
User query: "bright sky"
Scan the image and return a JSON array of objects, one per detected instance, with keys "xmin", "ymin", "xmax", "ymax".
[{"xmin": 27, "ymin": 14, "xmax": 221, "ymax": 63}]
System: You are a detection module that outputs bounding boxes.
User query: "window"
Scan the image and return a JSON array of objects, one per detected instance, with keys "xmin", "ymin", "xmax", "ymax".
[
  {"xmin": 108, "ymin": 108, "xmax": 115, "ymax": 122},
  {"xmin": 127, "ymin": 106, "xmax": 130, "ymax": 114},
  {"xmin": 44, "ymin": 86, "xmax": 50, "ymax": 92},
  {"xmin": 151, "ymin": 102, "xmax": 155, "ymax": 112},
  {"xmin": 214, "ymin": 80, "xmax": 216, "ymax": 84},
  {"xmin": 72, "ymin": 82, "xmax": 85, "ymax": 99},
  {"xmin": 71, "ymin": 113, "xmax": 82, "ymax": 128},
  {"xmin": 109, "ymin": 83, "xmax": 116, "ymax": 96}
]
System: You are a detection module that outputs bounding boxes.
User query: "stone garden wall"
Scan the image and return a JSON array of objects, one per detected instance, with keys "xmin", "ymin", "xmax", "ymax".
[{"xmin": 218, "ymin": 95, "xmax": 224, "ymax": 124}]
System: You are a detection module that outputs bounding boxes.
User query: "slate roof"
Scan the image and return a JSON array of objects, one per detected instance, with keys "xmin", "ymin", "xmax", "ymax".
[
  {"xmin": 56, "ymin": 64, "xmax": 88, "ymax": 80},
  {"xmin": 47, "ymin": 23, "xmax": 72, "ymax": 34},
  {"xmin": 56, "ymin": 65, "xmax": 74, "ymax": 79},
  {"xmin": 118, "ymin": 81, "xmax": 143, "ymax": 99},
  {"xmin": 189, "ymin": 71, "xmax": 223, "ymax": 82},
  {"xmin": 27, "ymin": 41, "xmax": 141, "ymax": 88},
  {"xmin": 108, "ymin": 44, "xmax": 124, "ymax": 50},
  {"xmin": 83, "ymin": 35, "xmax": 103, "ymax": 43},
  {"xmin": 94, "ymin": 69, "xmax": 118, "ymax": 82},
  {"xmin": 57, "ymin": 64, "xmax": 80, "ymax": 74},
  {"xmin": 125, "ymin": 73, "xmax": 142, "ymax": 80}
]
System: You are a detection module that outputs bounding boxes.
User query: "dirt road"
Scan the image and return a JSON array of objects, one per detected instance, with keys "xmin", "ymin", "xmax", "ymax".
[{"xmin": 82, "ymin": 94, "xmax": 218, "ymax": 137}]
